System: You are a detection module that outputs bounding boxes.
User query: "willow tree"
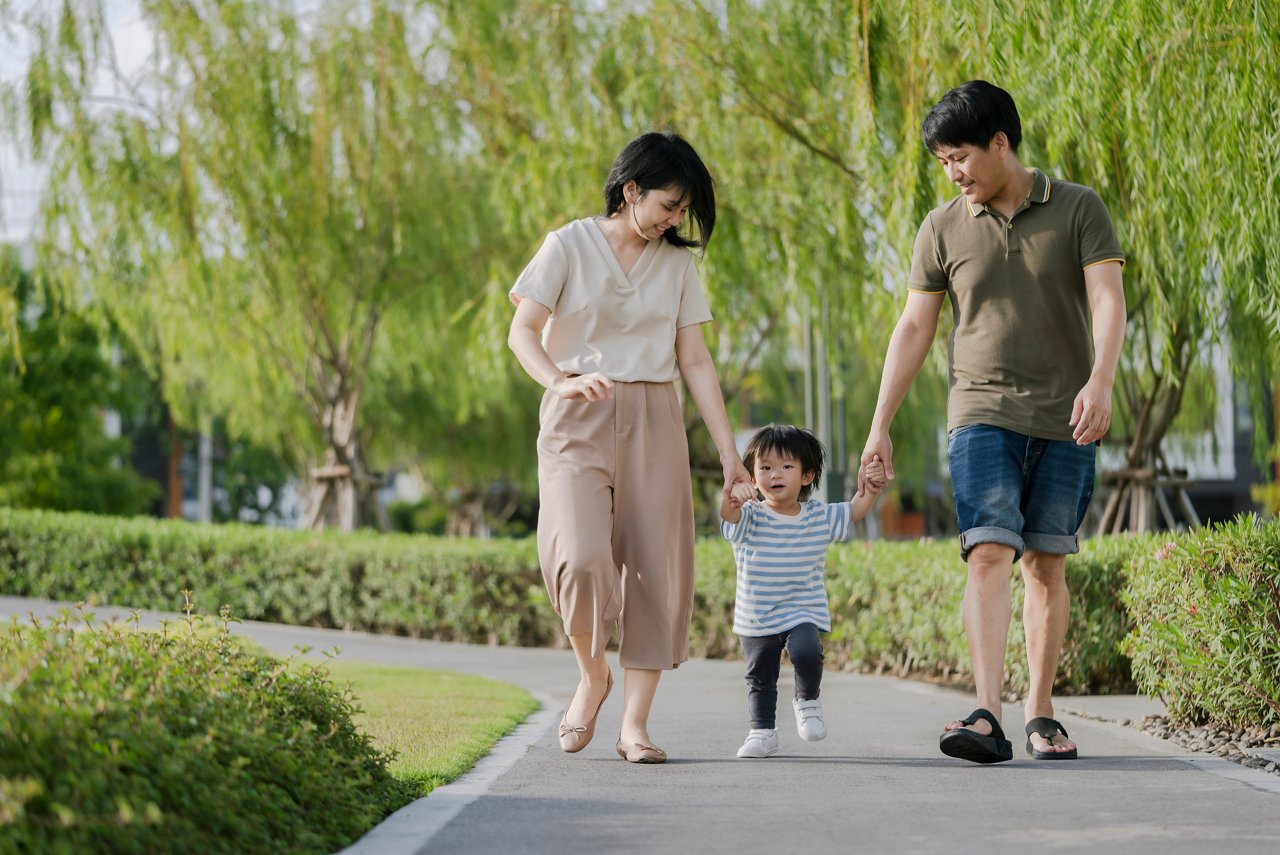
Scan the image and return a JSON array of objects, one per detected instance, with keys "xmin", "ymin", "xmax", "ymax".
[
  {"xmin": 977, "ymin": 0, "xmax": 1280, "ymax": 530},
  {"xmin": 11, "ymin": 0, "xmax": 485, "ymax": 529},
  {"xmin": 665, "ymin": 0, "xmax": 1279, "ymax": 529},
  {"xmin": 662, "ymin": 0, "xmax": 973, "ymax": 509}
]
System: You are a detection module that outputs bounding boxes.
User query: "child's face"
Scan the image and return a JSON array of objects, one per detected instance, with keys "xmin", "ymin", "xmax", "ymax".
[{"xmin": 751, "ymin": 450, "xmax": 815, "ymax": 508}]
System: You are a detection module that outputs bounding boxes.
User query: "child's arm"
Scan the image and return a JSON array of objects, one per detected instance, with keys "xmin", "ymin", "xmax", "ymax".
[
  {"xmin": 848, "ymin": 455, "xmax": 886, "ymax": 522},
  {"xmin": 720, "ymin": 481, "xmax": 756, "ymax": 524}
]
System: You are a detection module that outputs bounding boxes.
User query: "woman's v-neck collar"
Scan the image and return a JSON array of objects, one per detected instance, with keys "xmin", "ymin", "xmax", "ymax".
[{"xmin": 586, "ymin": 217, "xmax": 657, "ymax": 287}]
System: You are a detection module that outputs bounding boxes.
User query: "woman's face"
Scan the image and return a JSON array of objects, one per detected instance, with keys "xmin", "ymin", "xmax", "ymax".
[{"xmin": 628, "ymin": 183, "xmax": 691, "ymax": 241}]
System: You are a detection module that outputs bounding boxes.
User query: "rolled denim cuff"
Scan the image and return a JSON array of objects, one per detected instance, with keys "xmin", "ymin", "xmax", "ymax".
[
  {"xmin": 1023, "ymin": 531, "xmax": 1080, "ymax": 556},
  {"xmin": 959, "ymin": 526, "xmax": 1024, "ymax": 563}
]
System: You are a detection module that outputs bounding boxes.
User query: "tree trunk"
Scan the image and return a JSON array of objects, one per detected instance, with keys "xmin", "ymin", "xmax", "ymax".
[
  {"xmin": 166, "ymin": 409, "xmax": 184, "ymax": 519},
  {"xmin": 303, "ymin": 391, "xmax": 384, "ymax": 532},
  {"xmin": 1096, "ymin": 365, "xmax": 1201, "ymax": 534}
]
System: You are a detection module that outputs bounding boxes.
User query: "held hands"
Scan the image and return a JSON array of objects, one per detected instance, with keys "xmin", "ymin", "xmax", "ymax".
[
  {"xmin": 552, "ymin": 372, "xmax": 614, "ymax": 402},
  {"xmin": 723, "ymin": 479, "xmax": 757, "ymax": 509},
  {"xmin": 860, "ymin": 456, "xmax": 887, "ymax": 496},
  {"xmin": 858, "ymin": 435, "xmax": 895, "ymax": 496},
  {"xmin": 722, "ymin": 455, "xmax": 751, "ymax": 495}
]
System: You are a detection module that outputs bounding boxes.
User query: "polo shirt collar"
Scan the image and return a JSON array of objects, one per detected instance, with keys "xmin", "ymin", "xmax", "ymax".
[{"xmin": 965, "ymin": 169, "xmax": 1052, "ymax": 217}]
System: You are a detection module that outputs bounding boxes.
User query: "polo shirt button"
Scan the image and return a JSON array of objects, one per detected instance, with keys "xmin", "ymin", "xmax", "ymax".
[{"xmin": 1006, "ymin": 222, "xmax": 1013, "ymax": 230}]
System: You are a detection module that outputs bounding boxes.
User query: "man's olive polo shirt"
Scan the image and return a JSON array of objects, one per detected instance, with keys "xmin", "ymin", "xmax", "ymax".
[{"xmin": 909, "ymin": 169, "xmax": 1124, "ymax": 441}]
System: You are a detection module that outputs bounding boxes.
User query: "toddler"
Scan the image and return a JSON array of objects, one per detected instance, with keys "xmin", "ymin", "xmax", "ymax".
[{"xmin": 721, "ymin": 424, "xmax": 885, "ymax": 758}]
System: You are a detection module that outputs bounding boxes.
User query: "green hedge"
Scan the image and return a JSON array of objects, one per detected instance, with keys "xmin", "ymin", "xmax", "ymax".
[
  {"xmin": 0, "ymin": 508, "xmax": 551, "ymax": 648},
  {"xmin": 0, "ymin": 604, "xmax": 414, "ymax": 854},
  {"xmin": 1122, "ymin": 515, "xmax": 1280, "ymax": 728},
  {"xmin": 0, "ymin": 507, "xmax": 1143, "ymax": 696}
]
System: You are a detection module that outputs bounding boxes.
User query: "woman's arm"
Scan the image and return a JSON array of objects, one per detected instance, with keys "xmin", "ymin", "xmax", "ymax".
[
  {"xmin": 675, "ymin": 324, "xmax": 750, "ymax": 488},
  {"xmin": 507, "ymin": 297, "xmax": 614, "ymax": 401}
]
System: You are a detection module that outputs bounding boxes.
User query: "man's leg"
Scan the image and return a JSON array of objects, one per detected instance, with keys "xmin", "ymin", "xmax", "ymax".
[
  {"xmin": 943, "ymin": 541, "xmax": 1015, "ymax": 736},
  {"xmin": 1021, "ymin": 549, "xmax": 1076, "ymax": 754},
  {"xmin": 943, "ymin": 425, "xmax": 1026, "ymax": 739},
  {"xmin": 1018, "ymin": 435, "xmax": 1095, "ymax": 755}
]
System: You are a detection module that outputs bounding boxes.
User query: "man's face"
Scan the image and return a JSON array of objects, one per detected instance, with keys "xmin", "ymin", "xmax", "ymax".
[{"xmin": 934, "ymin": 140, "xmax": 1003, "ymax": 207}]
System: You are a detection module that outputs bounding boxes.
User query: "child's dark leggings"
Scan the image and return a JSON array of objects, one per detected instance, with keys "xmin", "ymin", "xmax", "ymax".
[{"xmin": 738, "ymin": 622, "xmax": 824, "ymax": 730}]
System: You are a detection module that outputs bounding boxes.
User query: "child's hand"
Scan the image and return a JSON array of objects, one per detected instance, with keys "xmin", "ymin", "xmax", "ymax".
[{"xmin": 725, "ymin": 481, "xmax": 756, "ymax": 508}]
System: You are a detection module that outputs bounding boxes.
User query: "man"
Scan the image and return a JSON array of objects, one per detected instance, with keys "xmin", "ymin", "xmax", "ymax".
[{"xmin": 859, "ymin": 81, "xmax": 1126, "ymax": 764}]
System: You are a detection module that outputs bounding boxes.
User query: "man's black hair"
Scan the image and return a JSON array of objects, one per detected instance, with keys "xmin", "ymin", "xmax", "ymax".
[{"xmin": 922, "ymin": 80, "xmax": 1022, "ymax": 154}]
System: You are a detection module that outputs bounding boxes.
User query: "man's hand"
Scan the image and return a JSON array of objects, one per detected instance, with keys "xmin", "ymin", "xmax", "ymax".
[{"xmin": 1069, "ymin": 376, "xmax": 1113, "ymax": 445}]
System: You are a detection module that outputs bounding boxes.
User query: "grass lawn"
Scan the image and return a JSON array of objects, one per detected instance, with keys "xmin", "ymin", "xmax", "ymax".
[{"xmin": 323, "ymin": 660, "xmax": 539, "ymax": 797}]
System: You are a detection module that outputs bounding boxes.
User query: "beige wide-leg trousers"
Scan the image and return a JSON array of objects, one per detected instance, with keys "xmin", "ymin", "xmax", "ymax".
[{"xmin": 536, "ymin": 381, "xmax": 696, "ymax": 670}]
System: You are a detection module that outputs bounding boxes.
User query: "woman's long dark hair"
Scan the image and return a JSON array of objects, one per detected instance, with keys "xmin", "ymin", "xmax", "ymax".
[{"xmin": 603, "ymin": 131, "xmax": 715, "ymax": 249}]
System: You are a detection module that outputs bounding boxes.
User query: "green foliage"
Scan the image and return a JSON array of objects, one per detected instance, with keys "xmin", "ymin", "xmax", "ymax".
[
  {"xmin": 2, "ymin": 0, "xmax": 1277, "ymax": 530},
  {"xmin": 0, "ymin": 249, "xmax": 158, "ymax": 516},
  {"xmin": 6, "ymin": 0, "xmax": 512, "ymax": 525},
  {"xmin": 0, "ymin": 601, "xmax": 414, "ymax": 854},
  {"xmin": 1254, "ymin": 482, "xmax": 1280, "ymax": 517},
  {"xmin": 1122, "ymin": 516, "xmax": 1280, "ymax": 728},
  {"xmin": 0, "ymin": 508, "xmax": 553, "ymax": 647}
]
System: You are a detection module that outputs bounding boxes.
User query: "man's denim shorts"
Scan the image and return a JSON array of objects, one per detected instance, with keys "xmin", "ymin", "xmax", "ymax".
[{"xmin": 947, "ymin": 424, "xmax": 1096, "ymax": 562}]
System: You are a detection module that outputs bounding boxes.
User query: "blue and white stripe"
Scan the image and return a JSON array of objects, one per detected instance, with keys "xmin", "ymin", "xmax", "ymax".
[{"xmin": 721, "ymin": 499, "xmax": 854, "ymax": 636}]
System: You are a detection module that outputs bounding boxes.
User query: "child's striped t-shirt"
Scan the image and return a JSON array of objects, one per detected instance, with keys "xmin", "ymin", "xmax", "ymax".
[{"xmin": 720, "ymin": 499, "xmax": 854, "ymax": 637}]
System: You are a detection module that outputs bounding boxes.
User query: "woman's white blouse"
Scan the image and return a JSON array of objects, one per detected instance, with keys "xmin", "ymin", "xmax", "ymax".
[{"xmin": 509, "ymin": 218, "xmax": 712, "ymax": 382}]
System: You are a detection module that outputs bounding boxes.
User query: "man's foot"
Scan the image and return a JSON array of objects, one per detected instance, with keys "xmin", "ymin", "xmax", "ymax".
[
  {"xmin": 792, "ymin": 698, "xmax": 827, "ymax": 741},
  {"xmin": 1025, "ymin": 717, "xmax": 1078, "ymax": 759},
  {"xmin": 736, "ymin": 729, "xmax": 779, "ymax": 759},
  {"xmin": 938, "ymin": 708, "xmax": 1013, "ymax": 764}
]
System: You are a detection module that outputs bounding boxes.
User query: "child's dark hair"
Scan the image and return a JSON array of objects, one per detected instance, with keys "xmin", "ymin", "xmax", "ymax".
[
  {"xmin": 921, "ymin": 80, "xmax": 1022, "ymax": 155},
  {"xmin": 742, "ymin": 424, "xmax": 825, "ymax": 502},
  {"xmin": 603, "ymin": 130, "xmax": 716, "ymax": 250}
]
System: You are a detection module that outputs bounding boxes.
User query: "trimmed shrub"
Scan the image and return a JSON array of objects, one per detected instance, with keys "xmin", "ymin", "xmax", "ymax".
[
  {"xmin": 0, "ymin": 507, "xmax": 1140, "ymax": 696},
  {"xmin": 0, "ymin": 602, "xmax": 414, "ymax": 854},
  {"xmin": 1122, "ymin": 515, "xmax": 1280, "ymax": 727},
  {"xmin": 0, "ymin": 508, "xmax": 549, "ymax": 648}
]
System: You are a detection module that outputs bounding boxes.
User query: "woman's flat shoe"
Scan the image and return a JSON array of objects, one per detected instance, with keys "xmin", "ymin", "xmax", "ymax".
[
  {"xmin": 558, "ymin": 672, "xmax": 612, "ymax": 753},
  {"xmin": 615, "ymin": 738, "xmax": 667, "ymax": 764}
]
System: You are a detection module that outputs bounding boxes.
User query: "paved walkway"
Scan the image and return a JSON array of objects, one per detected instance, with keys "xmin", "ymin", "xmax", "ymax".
[{"xmin": 6, "ymin": 596, "xmax": 1280, "ymax": 855}]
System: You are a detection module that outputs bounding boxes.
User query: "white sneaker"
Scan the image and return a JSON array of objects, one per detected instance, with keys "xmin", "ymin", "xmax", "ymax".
[
  {"xmin": 793, "ymin": 698, "xmax": 827, "ymax": 741},
  {"xmin": 736, "ymin": 728, "xmax": 779, "ymax": 758}
]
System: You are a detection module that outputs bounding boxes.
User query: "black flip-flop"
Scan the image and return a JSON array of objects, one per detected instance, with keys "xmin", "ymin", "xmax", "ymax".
[
  {"xmin": 939, "ymin": 708, "xmax": 1014, "ymax": 764},
  {"xmin": 1025, "ymin": 716, "xmax": 1078, "ymax": 760}
]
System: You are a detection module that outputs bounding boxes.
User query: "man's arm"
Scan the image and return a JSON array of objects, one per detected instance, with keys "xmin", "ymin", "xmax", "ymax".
[
  {"xmin": 859, "ymin": 291, "xmax": 945, "ymax": 493},
  {"xmin": 1071, "ymin": 261, "xmax": 1125, "ymax": 444}
]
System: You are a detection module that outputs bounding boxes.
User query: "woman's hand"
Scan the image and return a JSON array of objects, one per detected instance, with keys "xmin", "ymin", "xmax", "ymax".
[
  {"xmin": 551, "ymin": 372, "xmax": 615, "ymax": 402},
  {"xmin": 721, "ymin": 455, "xmax": 751, "ymax": 494}
]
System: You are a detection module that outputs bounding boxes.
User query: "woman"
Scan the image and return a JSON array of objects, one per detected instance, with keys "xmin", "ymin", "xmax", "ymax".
[{"xmin": 507, "ymin": 131, "xmax": 749, "ymax": 764}]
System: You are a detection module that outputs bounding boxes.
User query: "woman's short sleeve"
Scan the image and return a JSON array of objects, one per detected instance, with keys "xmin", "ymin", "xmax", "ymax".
[
  {"xmin": 509, "ymin": 232, "xmax": 569, "ymax": 311},
  {"xmin": 675, "ymin": 255, "xmax": 713, "ymax": 328}
]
